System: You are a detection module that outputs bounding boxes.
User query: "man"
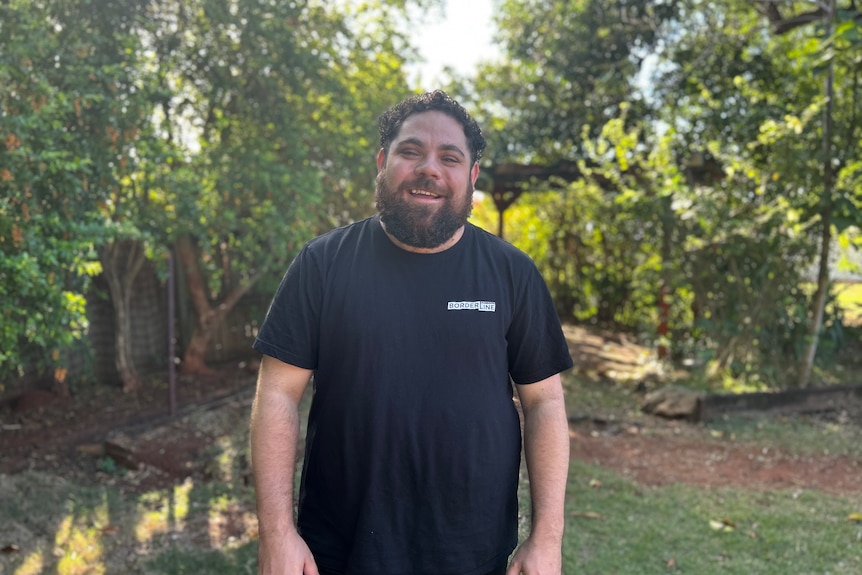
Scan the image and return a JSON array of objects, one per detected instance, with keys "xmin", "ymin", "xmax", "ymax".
[{"xmin": 250, "ymin": 90, "xmax": 573, "ymax": 575}]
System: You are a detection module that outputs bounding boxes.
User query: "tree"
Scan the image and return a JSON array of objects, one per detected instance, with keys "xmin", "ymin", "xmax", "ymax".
[
  {"xmin": 0, "ymin": 0, "xmax": 154, "ymax": 391},
  {"xmin": 753, "ymin": 0, "xmax": 862, "ymax": 386},
  {"xmin": 652, "ymin": 0, "xmax": 862, "ymax": 385},
  {"xmin": 466, "ymin": 0, "xmax": 679, "ymax": 165},
  {"xmin": 145, "ymin": 0, "xmax": 436, "ymax": 374},
  {"xmin": 459, "ymin": 0, "xmax": 685, "ymax": 337},
  {"xmin": 2, "ymin": 0, "xmax": 441, "ymax": 389},
  {"xmin": 463, "ymin": 0, "xmax": 861, "ymax": 387}
]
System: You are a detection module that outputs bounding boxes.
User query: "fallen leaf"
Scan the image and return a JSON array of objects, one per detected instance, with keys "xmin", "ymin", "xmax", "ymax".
[
  {"xmin": 570, "ymin": 511, "xmax": 603, "ymax": 520},
  {"xmin": 2, "ymin": 544, "xmax": 20, "ymax": 553},
  {"xmin": 709, "ymin": 517, "xmax": 735, "ymax": 532},
  {"xmin": 847, "ymin": 512, "xmax": 862, "ymax": 523},
  {"xmin": 589, "ymin": 478, "xmax": 602, "ymax": 489},
  {"xmin": 666, "ymin": 557, "xmax": 677, "ymax": 569}
]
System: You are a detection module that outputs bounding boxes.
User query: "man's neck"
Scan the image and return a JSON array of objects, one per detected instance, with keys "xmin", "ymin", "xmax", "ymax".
[{"xmin": 379, "ymin": 220, "xmax": 465, "ymax": 254}]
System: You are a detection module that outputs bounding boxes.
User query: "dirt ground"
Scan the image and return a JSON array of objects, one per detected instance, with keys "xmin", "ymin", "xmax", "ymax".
[
  {"xmin": 2, "ymin": 330, "xmax": 862, "ymax": 499},
  {"xmin": 563, "ymin": 325, "xmax": 862, "ymax": 498},
  {"xmin": 0, "ymin": 363, "xmax": 260, "ymax": 492},
  {"xmin": 568, "ymin": 326, "xmax": 862, "ymax": 497},
  {"xmin": 569, "ymin": 421, "xmax": 862, "ymax": 496}
]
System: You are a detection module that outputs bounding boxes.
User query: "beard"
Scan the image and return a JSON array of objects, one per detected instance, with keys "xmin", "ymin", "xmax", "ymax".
[{"xmin": 375, "ymin": 171, "xmax": 473, "ymax": 249}]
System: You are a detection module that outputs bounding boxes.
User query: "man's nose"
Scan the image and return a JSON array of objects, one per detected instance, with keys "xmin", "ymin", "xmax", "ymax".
[{"xmin": 414, "ymin": 155, "xmax": 443, "ymax": 178}]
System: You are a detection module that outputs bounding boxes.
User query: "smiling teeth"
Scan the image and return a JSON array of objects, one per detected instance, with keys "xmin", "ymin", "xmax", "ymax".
[{"xmin": 410, "ymin": 189, "xmax": 439, "ymax": 198}]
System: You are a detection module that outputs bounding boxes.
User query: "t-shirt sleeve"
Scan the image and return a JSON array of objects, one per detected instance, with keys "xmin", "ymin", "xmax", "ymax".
[
  {"xmin": 506, "ymin": 261, "xmax": 574, "ymax": 384},
  {"xmin": 252, "ymin": 245, "xmax": 321, "ymax": 370}
]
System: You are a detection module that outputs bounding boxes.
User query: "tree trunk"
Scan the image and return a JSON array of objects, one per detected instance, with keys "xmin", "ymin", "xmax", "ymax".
[
  {"xmin": 100, "ymin": 239, "xmax": 146, "ymax": 392},
  {"xmin": 658, "ymin": 196, "xmax": 674, "ymax": 359},
  {"xmin": 798, "ymin": 216, "xmax": 833, "ymax": 387},
  {"xmin": 797, "ymin": 0, "xmax": 836, "ymax": 388},
  {"xmin": 175, "ymin": 235, "xmax": 262, "ymax": 375},
  {"xmin": 181, "ymin": 322, "xmax": 217, "ymax": 375}
]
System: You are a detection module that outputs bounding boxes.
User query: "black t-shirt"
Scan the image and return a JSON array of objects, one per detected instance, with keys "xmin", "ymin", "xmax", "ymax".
[{"xmin": 254, "ymin": 216, "xmax": 573, "ymax": 575}]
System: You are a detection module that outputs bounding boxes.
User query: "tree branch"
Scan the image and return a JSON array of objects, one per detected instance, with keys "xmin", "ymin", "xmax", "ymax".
[
  {"xmin": 774, "ymin": 8, "xmax": 825, "ymax": 34},
  {"xmin": 752, "ymin": 1, "xmax": 862, "ymax": 34}
]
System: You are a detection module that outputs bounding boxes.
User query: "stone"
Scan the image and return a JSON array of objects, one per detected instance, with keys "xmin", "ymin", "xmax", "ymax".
[{"xmin": 641, "ymin": 385, "xmax": 702, "ymax": 419}]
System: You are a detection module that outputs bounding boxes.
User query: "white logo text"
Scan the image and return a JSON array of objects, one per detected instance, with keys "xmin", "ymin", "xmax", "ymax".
[{"xmin": 447, "ymin": 301, "xmax": 496, "ymax": 312}]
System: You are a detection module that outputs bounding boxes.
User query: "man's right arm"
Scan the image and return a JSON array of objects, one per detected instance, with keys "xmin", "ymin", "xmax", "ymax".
[{"xmin": 250, "ymin": 354, "xmax": 318, "ymax": 575}]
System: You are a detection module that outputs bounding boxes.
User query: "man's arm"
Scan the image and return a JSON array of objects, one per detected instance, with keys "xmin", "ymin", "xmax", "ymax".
[
  {"xmin": 508, "ymin": 373, "xmax": 570, "ymax": 575},
  {"xmin": 250, "ymin": 354, "xmax": 318, "ymax": 575}
]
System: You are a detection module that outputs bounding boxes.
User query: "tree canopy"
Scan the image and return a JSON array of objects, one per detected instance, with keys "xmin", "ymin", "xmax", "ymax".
[
  {"xmin": 466, "ymin": 0, "xmax": 862, "ymax": 387},
  {"xmin": 1, "ymin": 0, "xmax": 438, "ymax": 387},
  {"xmin": 2, "ymin": 0, "xmax": 860, "ymax": 392}
]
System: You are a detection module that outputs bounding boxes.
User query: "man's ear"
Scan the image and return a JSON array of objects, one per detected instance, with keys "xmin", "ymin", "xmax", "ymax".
[
  {"xmin": 470, "ymin": 161, "xmax": 480, "ymax": 187},
  {"xmin": 377, "ymin": 148, "xmax": 386, "ymax": 171}
]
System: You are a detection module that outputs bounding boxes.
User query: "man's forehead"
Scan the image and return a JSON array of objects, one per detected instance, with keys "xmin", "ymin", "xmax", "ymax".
[{"xmin": 393, "ymin": 111, "xmax": 468, "ymax": 149}]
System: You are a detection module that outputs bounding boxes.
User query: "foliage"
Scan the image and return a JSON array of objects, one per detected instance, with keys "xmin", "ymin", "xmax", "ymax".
[
  {"xmin": 835, "ymin": 282, "xmax": 862, "ymax": 325},
  {"xmin": 3, "ymin": 0, "xmax": 859, "ymax": 388},
  {"xmin": 466, "ymin": 0, "xmax": 679, "ymax": 165},
  {"xmin": 467, "ymin": 0, "xmax": 862, "ymax": 387},
  {"xmin": 143, "ymin": 0, "xmax": 433, "ymax": 371},
  {"xmin": 649, "ymin": 0, "xmax": 862, "ymax": 385},
  {"xmin": 0, "ymin": 0, "xmax": 155, "ymax": 383},
  {"xmin": 149, "ymin": 0, "xmax": 435, "ymax": 268},
  {"xmin": 1, "ymin": 0, "xmax": 438, "ymax": 383}
]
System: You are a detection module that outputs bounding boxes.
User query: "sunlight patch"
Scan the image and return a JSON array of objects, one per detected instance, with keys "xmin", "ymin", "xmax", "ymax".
[{"xmin": 134, "ymin": 478, "xmax": 193, "ymax": 544}]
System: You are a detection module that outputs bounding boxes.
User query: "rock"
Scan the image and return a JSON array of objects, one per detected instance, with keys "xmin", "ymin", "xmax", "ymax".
[
  {"xmin": 641, "ymin": 386, "xmax": 702, "ymax": 419},
  {"xmin": 104, "ymin": 434, "xmax": 141, "ymax": 471}
]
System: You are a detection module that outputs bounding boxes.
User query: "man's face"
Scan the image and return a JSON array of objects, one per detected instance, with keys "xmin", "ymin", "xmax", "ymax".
[{"xmin": 375, "ymin": 110, "xmax": 480, "ymax": 250}]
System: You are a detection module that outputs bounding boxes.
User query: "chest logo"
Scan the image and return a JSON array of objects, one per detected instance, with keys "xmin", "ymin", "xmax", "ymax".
[{"xmin": 447, "ymin": 301, "xmax": 496, "ymax": 312}]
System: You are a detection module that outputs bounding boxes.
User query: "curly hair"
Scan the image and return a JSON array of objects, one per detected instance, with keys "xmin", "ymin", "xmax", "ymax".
[{"xmin": 378, "ymin": 90, "xmax": 486, "ymax": 165}]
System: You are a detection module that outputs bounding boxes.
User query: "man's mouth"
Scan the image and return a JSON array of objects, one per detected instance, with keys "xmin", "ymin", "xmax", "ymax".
[{"xmin": 408, "ymin": 189, "xmax": 442, "ymax": 199}]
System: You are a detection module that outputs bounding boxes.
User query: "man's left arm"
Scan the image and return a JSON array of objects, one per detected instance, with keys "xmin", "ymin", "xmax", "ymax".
[{"xmin": 508, "ymin": 373, "xmax": 570, "ymax": 575}]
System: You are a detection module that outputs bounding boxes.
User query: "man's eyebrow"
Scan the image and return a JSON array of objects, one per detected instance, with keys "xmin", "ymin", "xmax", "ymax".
[
  {"xmin": 395, "ymin": 137, "xmax": 466, "ymax": 159},
  {"xmin": 439, "ymin": 143, "xmax": 467, "ymax": 158}
]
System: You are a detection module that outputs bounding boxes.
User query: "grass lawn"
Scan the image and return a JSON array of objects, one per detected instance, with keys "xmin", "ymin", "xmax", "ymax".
[
  {"xmin": 560, "ymin": 460, "xmax": 862, "ymax": 574},
  {"xmin": 5, "ymin": 449, "xmax": 860, "ymax": 575}
]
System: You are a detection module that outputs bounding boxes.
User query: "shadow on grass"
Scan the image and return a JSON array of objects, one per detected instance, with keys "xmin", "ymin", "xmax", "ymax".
[
  {"xmin": 0, "ymin": 396, "xmax": 260, "ymax": 575},
  {"xmin": 144, "ymin": 541, "xmax": 258, "ymax": 574}
]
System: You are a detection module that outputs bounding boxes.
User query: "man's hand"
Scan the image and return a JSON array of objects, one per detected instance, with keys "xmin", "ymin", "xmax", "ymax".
[
  {"xmin": 258, "ymin": 529, "xmax": 319, "ymax": 575},
  {"xmin": 506, "ymin": 535, "xmax": 562, "ymax": 575}
]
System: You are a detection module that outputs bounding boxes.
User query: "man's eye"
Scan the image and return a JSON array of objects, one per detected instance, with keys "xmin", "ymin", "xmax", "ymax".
[{"xmin": 400, "ymin": 149, "xmax": 418, "ymax": 157}]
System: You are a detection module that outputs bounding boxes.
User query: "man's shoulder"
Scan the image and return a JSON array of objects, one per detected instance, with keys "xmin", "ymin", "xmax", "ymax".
[{"xmin": 304, "ymin": 216, "xmax": 377, "ymax": 252}]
